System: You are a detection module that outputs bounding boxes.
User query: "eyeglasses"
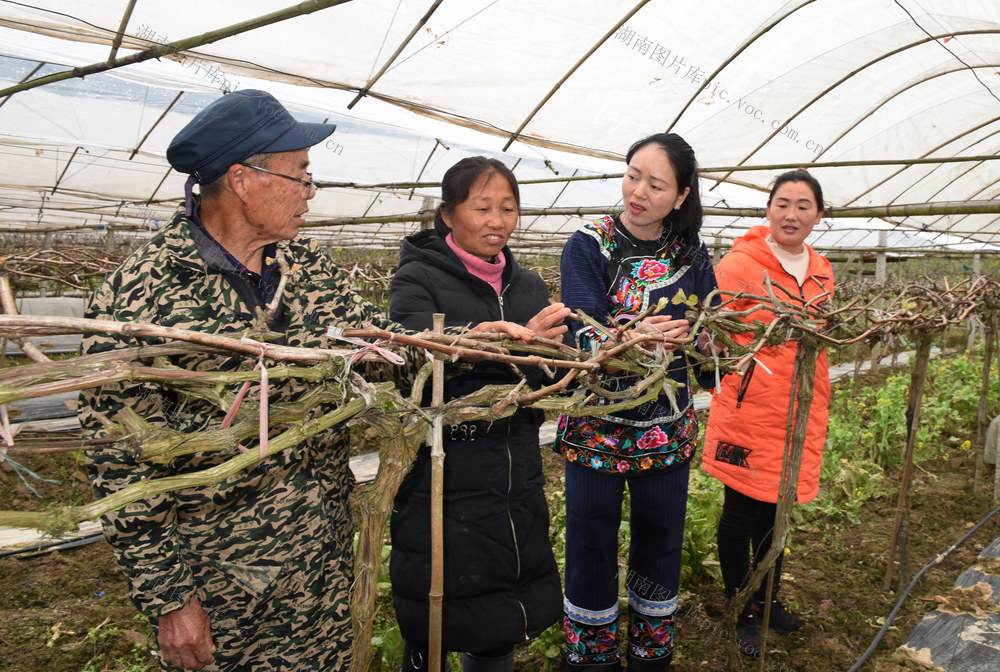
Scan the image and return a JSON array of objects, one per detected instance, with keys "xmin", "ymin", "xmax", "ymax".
[{"xmin": 240, "ymin": 163, "xmax": 315, "ymax": 192}]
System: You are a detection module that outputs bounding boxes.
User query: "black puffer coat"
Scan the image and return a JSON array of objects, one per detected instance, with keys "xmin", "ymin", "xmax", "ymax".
[{"xmin": 388, "ymin": 229, "xmax": 561, "ymax": 652}]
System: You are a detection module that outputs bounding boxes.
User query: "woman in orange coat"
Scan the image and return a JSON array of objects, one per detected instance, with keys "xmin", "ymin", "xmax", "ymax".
[{"xmin": 701, "ymin": 170, "xmax": 834, "ymax": 655}]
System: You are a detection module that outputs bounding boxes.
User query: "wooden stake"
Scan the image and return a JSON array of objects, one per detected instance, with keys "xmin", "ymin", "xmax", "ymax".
[
  {"xmin": 870, "ymin": 340, "xmax": 882, "ymax": 377},
  {"xmin": 974, "ymin": 324, "xmax": 994, "ymax": 496},
  {"xmin": 723, "ymin": 341, "xmax": 819, "ymax": 671},
  {"xmin": 884, "ymin": 335, "xmax": 932, "ymax": 591}
]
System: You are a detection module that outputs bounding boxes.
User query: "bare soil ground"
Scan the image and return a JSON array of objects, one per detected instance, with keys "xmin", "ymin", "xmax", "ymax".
[{"xmin": 667, "ymin": 450, "xmax": 997, "ymax": 671}]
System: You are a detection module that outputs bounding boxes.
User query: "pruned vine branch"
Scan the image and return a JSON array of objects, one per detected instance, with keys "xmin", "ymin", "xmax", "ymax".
[{"xmin": 1, "ymin": 271, "xmax": 999, "ymax": 672}]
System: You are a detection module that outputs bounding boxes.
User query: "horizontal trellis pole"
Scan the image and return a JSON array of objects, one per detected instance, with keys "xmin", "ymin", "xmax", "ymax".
[
  {"xmin": 8, "ymin": 228, "xmax": 997, "ymax": 261},
  {"xmin": 318, "ymin": 155, "xmax": 1000, "ymax": 191},
  {"xmin": 302, "ymin": 199, "xmax": 1000, "ymax": 228},
  {"xmin": 0, "ymin": 0, "xmax": 351, "ymax": 99}
]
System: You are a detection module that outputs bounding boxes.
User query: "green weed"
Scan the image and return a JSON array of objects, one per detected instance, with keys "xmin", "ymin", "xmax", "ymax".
[{"xmin": 807, "ymin": 346, "xmax": 995, "ymax": 524}]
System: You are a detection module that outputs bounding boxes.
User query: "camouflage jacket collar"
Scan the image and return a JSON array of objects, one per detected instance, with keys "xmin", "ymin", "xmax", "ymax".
[{"xmin": 162, "ymin": 208, "xmax": 302, "ymax": 284}]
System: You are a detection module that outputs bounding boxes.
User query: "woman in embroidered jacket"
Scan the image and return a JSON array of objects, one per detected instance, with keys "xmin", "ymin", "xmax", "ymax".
[
  {"xmin": 702, "ymin": 170, "xmax": 834, "ymax": 655},
  {"xmin": 555, "ymin": 133, "xmax": 720, "ymax": 671}
]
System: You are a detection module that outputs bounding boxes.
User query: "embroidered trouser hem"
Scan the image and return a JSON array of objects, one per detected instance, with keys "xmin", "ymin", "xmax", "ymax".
[
  {"xmin": 627, "ymin": 593, "xmax": 677, "ymax": 663},
  {"xmin": 563, "ymin": 598, "xmax": 620, "ymax": 666}
]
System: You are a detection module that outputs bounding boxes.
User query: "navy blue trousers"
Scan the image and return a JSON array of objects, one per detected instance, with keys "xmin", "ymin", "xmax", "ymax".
[{"xmin": 563, "ymin": 459, "xmax": 689, "ymax": 666}]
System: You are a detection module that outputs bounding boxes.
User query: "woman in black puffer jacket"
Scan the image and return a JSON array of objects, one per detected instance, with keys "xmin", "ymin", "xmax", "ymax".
[{"xmin": 389, "ymin": 157, "xmax": 570, "ymax": 672}]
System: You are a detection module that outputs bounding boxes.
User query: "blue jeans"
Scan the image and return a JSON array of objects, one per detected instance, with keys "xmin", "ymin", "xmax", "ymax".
[{"xmin": 562, "ymin": 460, "xmax": 689, "ymax": 667}]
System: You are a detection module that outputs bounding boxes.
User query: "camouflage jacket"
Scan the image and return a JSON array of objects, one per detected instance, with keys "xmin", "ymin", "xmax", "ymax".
[{"xmin": 79, "ymin": 211, "xmax": 407, "ymax": 618}]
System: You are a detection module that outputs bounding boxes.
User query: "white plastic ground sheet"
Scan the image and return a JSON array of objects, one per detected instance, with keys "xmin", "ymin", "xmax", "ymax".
[{"xmin": 1, "ymin": 0, "xmax": 1000, "ymax": 253}]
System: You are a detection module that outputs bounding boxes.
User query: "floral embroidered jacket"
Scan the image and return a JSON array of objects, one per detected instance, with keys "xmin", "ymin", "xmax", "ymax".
[{"xmin": 554, "ymin": 215, "xmax": 719, "ymax": 476}]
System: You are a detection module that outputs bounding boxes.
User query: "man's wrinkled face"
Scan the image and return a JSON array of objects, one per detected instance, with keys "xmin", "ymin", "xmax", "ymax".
[{"xmin": 242, "ymin": 148, "xmax": 315, "ymax": 243}]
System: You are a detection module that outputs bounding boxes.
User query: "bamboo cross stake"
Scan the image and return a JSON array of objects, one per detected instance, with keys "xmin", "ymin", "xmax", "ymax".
[
  {"xmin": 0, "ymin": 270, "xmax": 51, "ymax": 364},
  {"xmin": 973, "ymin": 318, "xmax": 994, "ymax": 496},
  {"xmin": 428, "ymin": 313, "xmax": 446, "ymax": 671}
]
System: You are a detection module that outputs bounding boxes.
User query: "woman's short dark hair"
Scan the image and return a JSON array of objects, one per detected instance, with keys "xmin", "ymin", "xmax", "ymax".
[
  {"xmin": 625, "ymin": 133, "xmax": 703, "ymax": 265},
  {"xmin": 433, "ymin": 157, "xmax": 520, "ymax": 237},
  {"xmin": 768, "ymin": 169, "xmax": 825, "ymax": 212}
]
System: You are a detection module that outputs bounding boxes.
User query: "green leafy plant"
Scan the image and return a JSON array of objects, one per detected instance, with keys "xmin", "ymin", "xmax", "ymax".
[
  {"xmin": 682, "ymin": 468, "xmax": 723, "ymax": 586},
  {"xmin": 809, "ymin": 345, "xmax": 996, "ymax": 526}
]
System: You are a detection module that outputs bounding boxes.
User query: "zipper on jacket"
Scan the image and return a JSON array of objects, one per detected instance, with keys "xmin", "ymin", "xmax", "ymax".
[
  {"xmin": 773, "ymin": 253, "xmax": 828, "ymax": 304},
  {"xmin": 736, "ymin": 359, "xmax": 756, "ymax": 408},
  {"xmin": 771, "ymin": 256, "xmax": 824, "ymax": 409},
  {"xmin": 503, "ymin": 421, "xmax": 530, "ymax": 639}
]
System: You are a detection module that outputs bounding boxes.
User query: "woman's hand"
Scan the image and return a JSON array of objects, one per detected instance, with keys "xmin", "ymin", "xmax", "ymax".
[
  {"xmin": 634, "ymin": 316, "xmax": 691, "ymax": 343},
  {"xmin": 696, "ymin": 328, "xmax": 726, "ymax": 357},
  {"xmin": 526, "ymin": 302, "xmax": 571, "ymax": 341},
  {"xmin": 469, "ymin": 320, "xmax": 535, "ymax": 341}
]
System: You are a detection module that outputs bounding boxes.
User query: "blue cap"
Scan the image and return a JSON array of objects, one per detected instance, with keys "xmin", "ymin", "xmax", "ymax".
[{"xmin": 167, "ymin": 89, "xmax": 335, "ymax": 184}]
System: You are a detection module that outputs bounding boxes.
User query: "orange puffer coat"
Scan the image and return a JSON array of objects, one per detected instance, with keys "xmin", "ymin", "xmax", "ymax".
[{"xmin": 702, "ymin": 225, "xmax": 834, "ymax": 504}]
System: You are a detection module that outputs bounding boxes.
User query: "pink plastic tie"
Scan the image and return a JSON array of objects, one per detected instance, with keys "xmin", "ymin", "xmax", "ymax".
[
  {"xmin": 220, "ymin": 339, "xmax": 271, "ymax": 460},
  {"xmin": 326, "ymin": 326, "xmax": 406, "ymax": 365}
]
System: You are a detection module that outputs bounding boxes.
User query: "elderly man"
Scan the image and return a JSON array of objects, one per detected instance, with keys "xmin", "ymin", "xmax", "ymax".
[{"xmin": 79, "ymin": 90, "xmax": 530, "ymax": 671}]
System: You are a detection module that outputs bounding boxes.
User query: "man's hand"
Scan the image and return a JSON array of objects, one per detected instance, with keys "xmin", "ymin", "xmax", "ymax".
[{"xmin": 158, "ymin": 596, "xmax": 215, "ymax": 670}]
